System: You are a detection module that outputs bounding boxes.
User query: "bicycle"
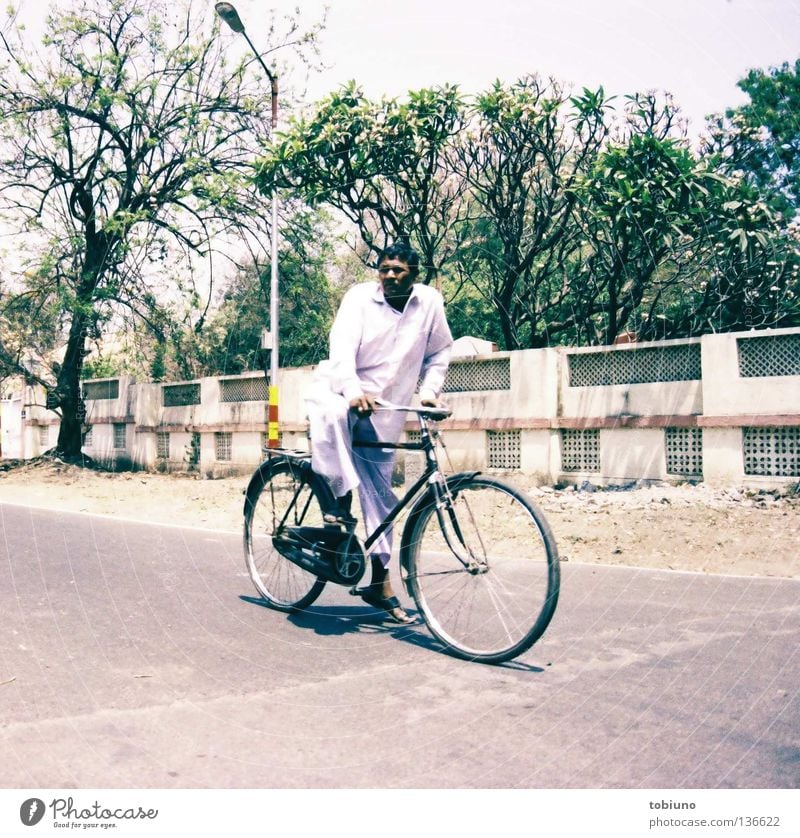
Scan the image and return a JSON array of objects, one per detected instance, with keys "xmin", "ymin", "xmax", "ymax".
[{"xmin": 243, "ymin": 402, "xmax": 560, "ymax": 664}]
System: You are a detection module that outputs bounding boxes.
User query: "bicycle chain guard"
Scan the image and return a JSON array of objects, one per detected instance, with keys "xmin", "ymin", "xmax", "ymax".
[{"xmin": 273, "ymin": 526, "xmax": 366, "ymax": 586}]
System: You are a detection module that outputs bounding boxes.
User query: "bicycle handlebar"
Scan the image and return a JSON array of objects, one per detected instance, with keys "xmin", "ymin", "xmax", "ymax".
[{"xmin": 373, "ymin": 398, "xmax": 452, "ymax": 421}]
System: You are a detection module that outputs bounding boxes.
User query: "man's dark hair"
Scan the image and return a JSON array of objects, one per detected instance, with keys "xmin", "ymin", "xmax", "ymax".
[{"xmin": 378, "ymin": 242, "xmax": 420, "ymax": 277}]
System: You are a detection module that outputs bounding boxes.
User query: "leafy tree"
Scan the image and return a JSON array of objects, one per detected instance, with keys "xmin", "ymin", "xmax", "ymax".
[
  {"xmin": 695, "ymin": 59, "xmax": 800, "ymax": 334},
  {"xmin": 81, "ymin": 354, "xmax": 126, "ymax": 381},
  {"xmin": 568, "ymin": 96, "xmax": 718, "ymax": 344},
  {"xmin": 257, "ymin": 82, "xmax": 472, "ymax": 281},
  {"xmin": 439, "ymin": 265, "xmax": 505, "ymax": 348},
  {"xmin": 573, "ymin": 133, "xmax": 800, "ymax": 340},
  {"xmin": 0, "ymin": 0, "xmax": 322, "ymax": 456},
  {"xmin": 0, "ymin": 268, "xmax": 61, "ymax": 387},
  {"xmin": 195, "ymin": 211, "xmax": 340, "ymax": 374},
  {"xmin": 674, "ymin": 182, "xmax": 800, "ymax": 335},
  {"xmin": 453, "ymin": 78, "xmax": 610, "ymax": 348},
  {"xmin": 704, "ymin": 59, "xmax": 800, "ymax": 221},
  {"xmin": 259, "ymin": 72, "xmax": 800, "ymax": 350}
]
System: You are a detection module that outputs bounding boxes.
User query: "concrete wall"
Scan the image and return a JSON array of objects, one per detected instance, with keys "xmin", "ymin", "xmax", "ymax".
[
  {"xmin": 561, "ymin": 342, "xmax": 704, "ymax": 421},
  {"xmin": 1, "ymin": 395, "xmax": 23, "ymax": 459},
  {"xmin": 701, "ymin": 330, "xmax": 800, "ymax": 416},
  {"xmin": 4, "ymin": 327, "xmax": 799, "ymax": 488}
]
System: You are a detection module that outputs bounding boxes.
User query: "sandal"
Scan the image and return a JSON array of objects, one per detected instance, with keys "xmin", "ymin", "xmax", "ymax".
[
  {"xmin": 323, "ymin": 492, "xmax": 356, "ymax": 526},
  {"xmin": 351, "ymin": 586, "xmax": 417, "ymax": 625},
  {"xmin": 322, "ymin": 508, "xmax": 357, "ymax": 526}
]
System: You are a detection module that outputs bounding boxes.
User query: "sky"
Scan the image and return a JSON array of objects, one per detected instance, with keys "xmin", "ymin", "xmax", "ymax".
[
  {"xmin": 242, "ymin": 0, "xmax": 800, "ymax": 137},
  {"xmin": 9, "ymin": 0, "xmax": 800, "ymax": 136}
]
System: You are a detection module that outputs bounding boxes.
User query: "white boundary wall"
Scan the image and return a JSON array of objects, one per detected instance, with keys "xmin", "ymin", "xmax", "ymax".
[{"xmin": 5, "ymin": 326, "xmax": 799, "ymax": 487}]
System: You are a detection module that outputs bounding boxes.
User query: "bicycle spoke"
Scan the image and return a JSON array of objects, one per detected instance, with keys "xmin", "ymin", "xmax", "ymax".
[{"xmin": 405, "ymin": 567, "xmax": 470, "ymax": 580}]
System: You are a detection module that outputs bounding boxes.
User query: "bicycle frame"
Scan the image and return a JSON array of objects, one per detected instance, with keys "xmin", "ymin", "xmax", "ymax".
[
  {"xmin": 353, "ymin": 410, "xmax": 482, "ymax": 572},
  {"xmin": 257, "ymin": 404, "xmax": 482, "ymax": 575}
]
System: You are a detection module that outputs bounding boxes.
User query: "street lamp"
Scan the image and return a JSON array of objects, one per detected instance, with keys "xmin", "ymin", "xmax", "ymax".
[{"xmin": 215, "ymin": 2, "xmax": 281, "ymax": 448}]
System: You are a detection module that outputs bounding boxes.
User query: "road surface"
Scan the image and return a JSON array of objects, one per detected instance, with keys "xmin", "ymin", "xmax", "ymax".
[{"xmin": 1, "ymin": 502, "xmax": 797, "ymax": 788}]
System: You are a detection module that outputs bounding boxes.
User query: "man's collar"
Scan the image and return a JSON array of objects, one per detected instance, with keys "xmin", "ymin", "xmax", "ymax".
[{"xmin": 371, "ymin": 280, "xmax": 419, "ymax": 305}]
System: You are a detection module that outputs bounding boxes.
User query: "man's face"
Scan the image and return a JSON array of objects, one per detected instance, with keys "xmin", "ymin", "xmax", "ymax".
[{"xmin": 377, "ymin": 258, "xmax": 415, "ymax": 303}]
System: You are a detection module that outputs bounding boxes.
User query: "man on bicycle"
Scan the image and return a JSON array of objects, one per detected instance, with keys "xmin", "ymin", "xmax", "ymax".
[{"xmin": 306, "ymin": 241, "xmax": 453, "ymax": 624}]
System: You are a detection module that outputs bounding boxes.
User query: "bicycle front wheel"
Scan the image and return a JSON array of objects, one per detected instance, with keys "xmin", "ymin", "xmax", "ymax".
[
  {"xmin": 402, "ymin": 476, "xmax": 559, "ymax": 664},
  {"xmin": 243, "ymin": 458, "xmax": 333, "ymax": 611}
]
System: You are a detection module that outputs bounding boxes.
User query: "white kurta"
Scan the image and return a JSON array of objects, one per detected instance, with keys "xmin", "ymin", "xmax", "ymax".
[{"xmin": 306, "ymin": 280, "xmax": 453, "ymax": 562}]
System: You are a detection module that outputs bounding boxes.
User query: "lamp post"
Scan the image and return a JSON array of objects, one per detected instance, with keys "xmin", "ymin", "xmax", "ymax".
[{"xmin": 215, "ymin": 2, "xmax": 281, "ymax": 448}]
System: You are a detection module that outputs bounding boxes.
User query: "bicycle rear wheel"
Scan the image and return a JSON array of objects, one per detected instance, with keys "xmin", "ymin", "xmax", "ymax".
[
  {"xmin": 243, "ymin": 457, "xmax": 333, "ymax": 611},
  {"xmin": 402, "ymin": 475, "xmax": 559, "ymax": 664}
]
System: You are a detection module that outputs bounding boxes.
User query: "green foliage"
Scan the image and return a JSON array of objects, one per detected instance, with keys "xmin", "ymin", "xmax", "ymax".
[
  {"xmin": 454, "ymin": 76, "xmax": 610, "ymax": 347},
  {"xmin": 257, "ymin": 81, "xmax": 470, "ymax": 281},
  {"xmin": 705, "ymin": 59, "xmax": 800, "ymax": 221},
  {"xmin": 149, "ymin": 341, "xmax": 167, "ymax": 382},
  {"xmin": 571, "ymin": 127, "xmax": 716, "ymax": 342},
  {"xmin": 698, "ymin": 57, "xmax": 800, "ymax": 334},
  {"xmin": 264, "ymin": 71, "xmax": 799, "ymax": 348},
  {"xmin": 196, "ymin": 255, "xmax": 335, "ymax": 375},
  {"xmin": 439, "ymin": 272, "xmax": 504, "ymax": 348},
  {"xmin": 684, "ymin": 180, "xmax": 800, "ymax": 334},
  {"xmin": 81, "ymin": 354, "xmax": 124, "ymax": 380},
  {"xmin": 191, "ymin": 212, "xmax": 340, "ymax": 375}
]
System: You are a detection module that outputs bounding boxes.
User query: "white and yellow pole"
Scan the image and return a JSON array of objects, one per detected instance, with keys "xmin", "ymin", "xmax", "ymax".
[{"xmin": 216, "ymin": 2, "xmax": 281, "ymax": 448}]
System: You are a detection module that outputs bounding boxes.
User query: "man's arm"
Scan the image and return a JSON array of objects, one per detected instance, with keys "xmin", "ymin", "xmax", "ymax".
[
  {"xmin": 419, "ymin": 296, "xmax": 453, "ymax": 405},
  {"xmin": 327, "ymin": 286, "xmax": 380, "ymax": 415},
  {"xmin": 327, "ymin": 287, "xmax": 365, "ymax": 404}
]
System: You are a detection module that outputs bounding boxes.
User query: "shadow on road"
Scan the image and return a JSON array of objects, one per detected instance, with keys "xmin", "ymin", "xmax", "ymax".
[{"xmin": 239, "ymin": 594, "xmax": 544, "ymax": 672}]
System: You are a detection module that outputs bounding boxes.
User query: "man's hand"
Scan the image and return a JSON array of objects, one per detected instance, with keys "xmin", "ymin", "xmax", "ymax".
[
  {"xmin": 420, "ymin": 398, "xmax": 443, "ymax": 408},
  {"xmin": 349, "ymin": 393, "xmax": 378, "ymax": 416}
]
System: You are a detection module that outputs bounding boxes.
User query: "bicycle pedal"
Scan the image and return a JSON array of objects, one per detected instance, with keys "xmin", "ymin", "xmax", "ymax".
[{"xmin": 322, "ymin": 511, "xmax": 357, "ymax": 527}]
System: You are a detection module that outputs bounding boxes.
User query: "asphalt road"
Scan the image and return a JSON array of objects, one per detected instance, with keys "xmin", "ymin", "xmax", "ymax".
[{"xmin": 1, "ymin": 502, "xmax": 798, "ymax": 789}]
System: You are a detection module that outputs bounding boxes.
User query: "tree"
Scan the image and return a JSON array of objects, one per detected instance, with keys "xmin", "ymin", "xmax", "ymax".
[
  {"xmin": 704, "ymin": 59, "xmax": 800, "ymax": 221},
  {"xmin": 195, "ymin": 210, "xmax": 340, "ymax": 374},
  {"xmin": 257, "ymin": 82, "xmax": 472, "ymax": 281},
  {"xmin": 452, "ymin": 78, "xmax": 610, "ymax": 348},
  {"xmin": 694, "ymin": 59, "xmax": 800, "ymax": 334},
  {"xmin": 567, "ymin": 96, "xmax": 719, "ymax": 344},
  {"xmin": 259, "ymin": 71, "xmax": 799, "ymax": 350},
  {"xmin": 0, "ymin": 266, "xmax": 61, "ymax": 388},
  {"xmin": 0, "ymin": 0, "xmax": 322, "ymax": 456},
  {"xmin": 671, "ymin": 182, "xmax": 800, "ymax": 335}
]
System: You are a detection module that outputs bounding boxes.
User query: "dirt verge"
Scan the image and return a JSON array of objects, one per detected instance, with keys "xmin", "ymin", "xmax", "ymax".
[{"xmin": 1, "ymin": 458, "xmax": 797, "ymax": 579}]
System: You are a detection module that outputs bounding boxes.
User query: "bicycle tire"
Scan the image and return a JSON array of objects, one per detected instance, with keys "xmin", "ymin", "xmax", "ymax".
[
  {"xmin": 401, "ymin": 475, "xmax": 559, "ymax": 664},
  {"xmin": 243, "ymin": 457, "xmax": 334, "ymax": 611}
]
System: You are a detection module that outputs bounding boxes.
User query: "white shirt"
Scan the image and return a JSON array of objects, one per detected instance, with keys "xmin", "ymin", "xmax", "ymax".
[{"xmin": 314, "ymin": 280, "xmax": 453, "ymax": 442}]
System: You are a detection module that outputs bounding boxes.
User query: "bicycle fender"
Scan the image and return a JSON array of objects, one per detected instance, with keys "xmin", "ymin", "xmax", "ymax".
[
  {"xmin": 444, "ymin": 470, "xmax": 482, "ymax": 489},
  {"xmin": 242, "ymin": 456, "xmax": 311, "ymax": 516},
  {"xmin": 399, "ymin": 471, "xmax": 481, "ymax": 582}
]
